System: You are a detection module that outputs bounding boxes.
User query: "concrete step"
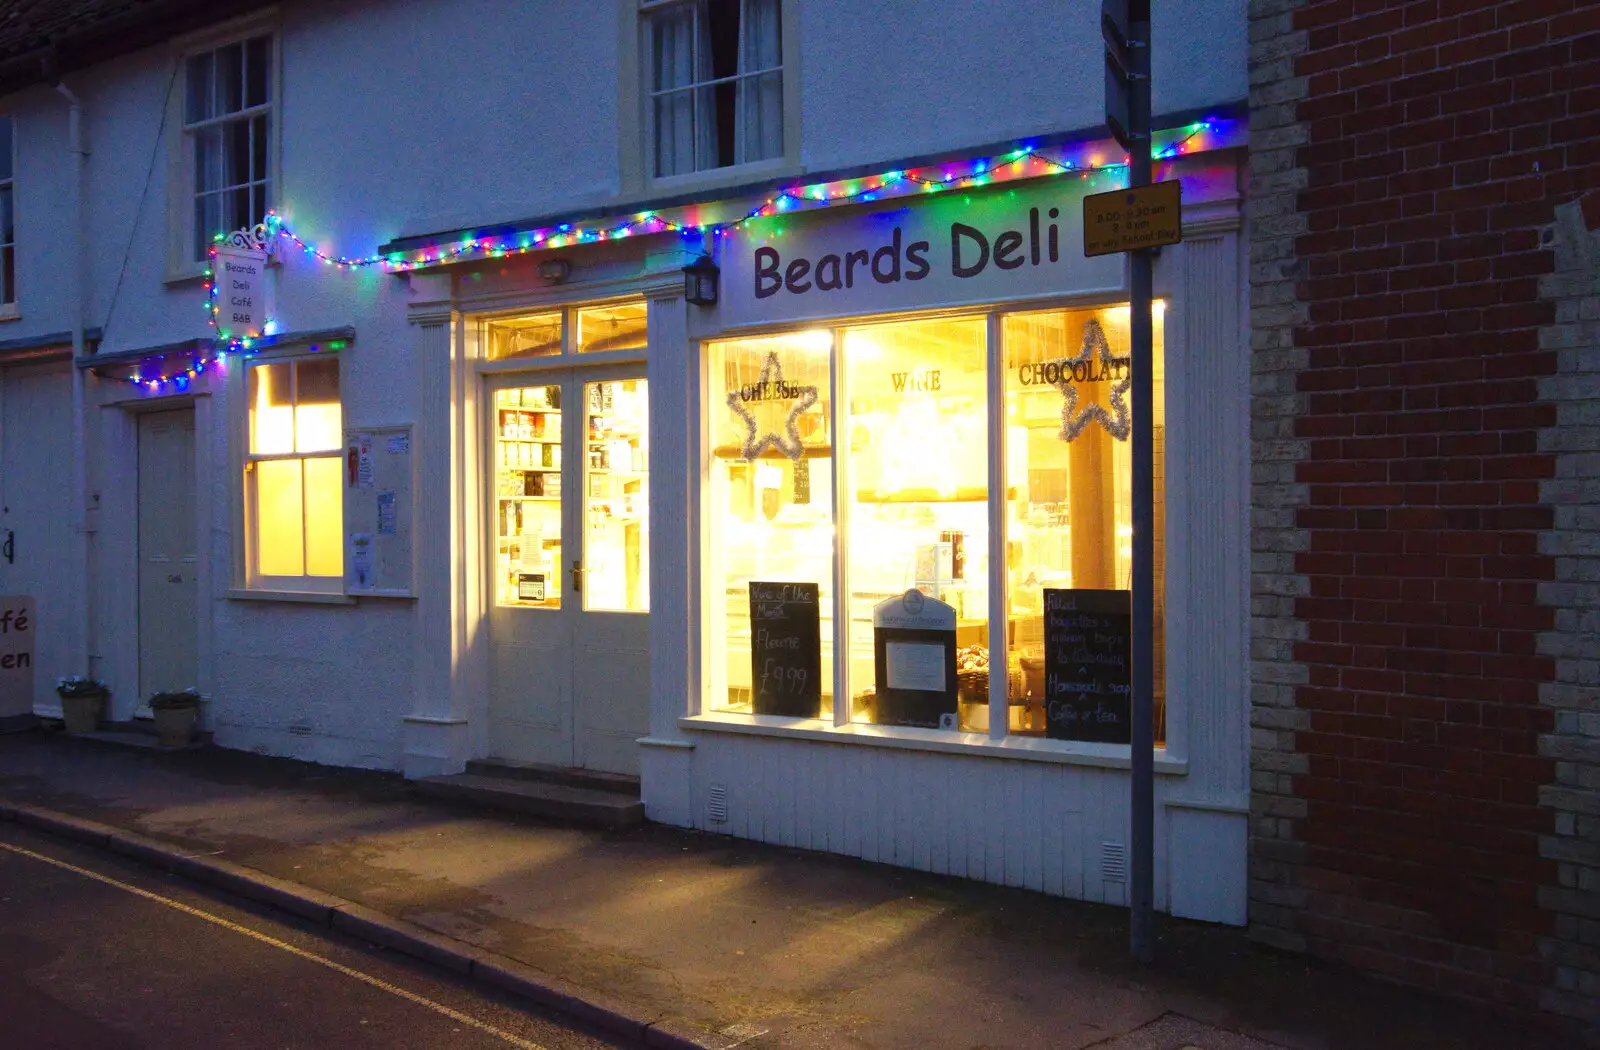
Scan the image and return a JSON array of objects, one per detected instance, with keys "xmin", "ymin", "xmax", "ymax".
[
  {"xmin": 465, "ymin": 758, "xmax": 641, "ymax": 797},
  {"xmin": 414, "ymin": 773, "xmax": 645, "ymax": 827}
]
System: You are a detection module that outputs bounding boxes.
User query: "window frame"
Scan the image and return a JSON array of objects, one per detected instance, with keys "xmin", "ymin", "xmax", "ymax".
[
  {"xmin": 166, "ymin": 11, "xmax": 282, "ymax": 283},
  {"xmin": 0, "ymin": 113, "xmax": 17, "ymax": 318},
  {"xmin": 236, "ymin": 350, "xmax": 345, "ymax": 596},
  {"xmin": 619, "ymin": 0, "xmax": 802, "ymax": 198},
  {"xmin": 691, "ymin": 299, "xmax": 1173, "ymax": 765}
]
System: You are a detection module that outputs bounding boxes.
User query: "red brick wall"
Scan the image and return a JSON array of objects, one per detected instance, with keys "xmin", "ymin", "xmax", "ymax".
[{"xmin": 1266, "ymin": 0, "xmax": 1599, "ymax": 1010}]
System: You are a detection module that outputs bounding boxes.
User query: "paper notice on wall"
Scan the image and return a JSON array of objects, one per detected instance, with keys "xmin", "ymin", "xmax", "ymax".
[
  {"xmin": 387, "ymin": 433, "xmax": 409, "ymax": 455},
  {"xmin": 885, "ymin": 641, "xmax": 947, "ymax": 693},
  {"xmin": 349, "ymin": 533, "xmax": 374, "ymax": 588},
  {"xmin": 356, "ymin": 434, "xmax": 374, "ymax": 487},
  {"xmin": 376, "ymin": 490, "xmax": 397, "ymax": 535}
]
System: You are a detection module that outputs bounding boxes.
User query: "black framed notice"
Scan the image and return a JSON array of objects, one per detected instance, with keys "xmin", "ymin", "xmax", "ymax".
[
  {"xmin": 871, "ymin": 590, "xmax": 959, "ymax": 730},
  {"xmin": 1042, "ymin": 588, "xmax": 1131, "ymax": 743},
  {"xmin": 748, "ymin": 582, "xmax": 822, "ymax": 717}
]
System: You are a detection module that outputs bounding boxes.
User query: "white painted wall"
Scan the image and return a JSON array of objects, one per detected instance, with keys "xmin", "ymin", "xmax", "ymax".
[{"xmin": 0, "ymin": 0, "xmax": 1247, "ymax": 796}]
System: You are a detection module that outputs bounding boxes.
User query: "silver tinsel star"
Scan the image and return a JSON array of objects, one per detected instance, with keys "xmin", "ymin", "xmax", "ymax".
[
  {"xmin": 1056, "ymin": 318, "xmax": 1132, "ymax": 442},
  {"xmin": 727, "ymin": 351, "xmax": 819, "ymax": 460}
]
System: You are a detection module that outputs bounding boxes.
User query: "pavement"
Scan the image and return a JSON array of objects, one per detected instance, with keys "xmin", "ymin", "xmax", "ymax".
[{"xmin": 0, "ymin": 731, "xmax": 1584, "ymax": 1050}]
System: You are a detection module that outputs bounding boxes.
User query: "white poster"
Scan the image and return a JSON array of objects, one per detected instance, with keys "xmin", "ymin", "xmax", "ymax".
[{"xmin": 885, "ymin": 641, "xmax": 947, "ymax": 693}]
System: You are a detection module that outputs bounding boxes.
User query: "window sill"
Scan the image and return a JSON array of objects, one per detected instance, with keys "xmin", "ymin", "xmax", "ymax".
[
  {"xmin": 678, "ymin": 713, "xmax": 1187, "ymax": 773},
  {"xmin": 227, "ymin": 588, "xmax": 356, "ymax": 605},
  {"xmin": 0, "ymin": 305, "xmax": 19, "ymax": 322},
  {"xmin": 621, "ymin": 157, "xmax": 805, "ymax": 207},
  {"xmin": 164, "ymin": 264, "xmax": 210, "ymax": 287}
]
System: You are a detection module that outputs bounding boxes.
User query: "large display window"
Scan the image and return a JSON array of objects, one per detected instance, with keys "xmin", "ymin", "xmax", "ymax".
[{"xmin": 703, "ymin": 302, "xmax": 1166, "ymax": 745}]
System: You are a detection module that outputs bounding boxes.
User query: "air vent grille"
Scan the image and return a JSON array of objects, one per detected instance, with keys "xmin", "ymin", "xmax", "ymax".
[
  {"xmin": 707, "ymin": 783, "xmax": 729, "ymax": 824},
  {"xmin": 1101, "ymin": 841, "xmax": 1127, "ymax": 882}
]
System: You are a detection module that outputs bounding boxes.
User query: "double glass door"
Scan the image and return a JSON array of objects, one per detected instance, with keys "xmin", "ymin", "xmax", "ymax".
[{"xmin": 486, "ymin": 365, "xmax": 650, "ymax": 774}]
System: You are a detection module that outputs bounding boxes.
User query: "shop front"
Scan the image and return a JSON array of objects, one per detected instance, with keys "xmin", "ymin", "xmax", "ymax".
[{"xmin": 644, "ymin": 147, "xmax": 1251, "ymax": 924}]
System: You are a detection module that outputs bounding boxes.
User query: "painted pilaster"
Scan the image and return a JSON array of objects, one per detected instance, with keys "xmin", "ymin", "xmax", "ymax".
[
  {"xmin": 402, "ymin": 274, "xmax": 477, "ymax": 777},
  {"xmin": 639, "ymin": 289, "xmax": 696, "ymax": 824}
]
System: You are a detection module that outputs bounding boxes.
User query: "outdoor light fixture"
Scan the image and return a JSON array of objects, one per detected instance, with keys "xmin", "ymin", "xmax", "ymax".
[
  {"xmin": 682, "ymin": 255, "xmax": 719, "ymax": 307},
  {"xmin": 538, "ymin": 258, "xmax": 572, "ymax": 283}
]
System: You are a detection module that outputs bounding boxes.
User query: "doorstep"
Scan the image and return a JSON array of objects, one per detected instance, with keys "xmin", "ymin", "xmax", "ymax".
[{"xmin": 415, "ymin": 760, "xmax": 644, "ymax": 828}]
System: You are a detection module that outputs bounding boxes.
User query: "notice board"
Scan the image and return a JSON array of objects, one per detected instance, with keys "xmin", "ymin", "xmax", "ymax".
[
  {"xmin": 748, "ymin": 581, "xmax": 822, "ymax": 717},
  {"xmin": 871, "ymin": 590, "xmax": 958, "ymax": 730},
  {"xmin": 1042, "ymin": 588, "xmax": 1131, "ymax": 743},
  {"xmin": 344, "ymin": 425, "xmax": 415, "ymax": 597}
]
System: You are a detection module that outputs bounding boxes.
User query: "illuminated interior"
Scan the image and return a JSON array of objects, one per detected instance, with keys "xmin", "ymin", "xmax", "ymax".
[
  {"xmin": 493, "ymin": 385, "xmax": 564, "ymax": 608},
  {"xmin": 248, "ymin": 358, "xmax": 343, "ymax": 580},
  {"xmin": 704, "ymin": 304, "xmax": 1165, "ymax": 740},
  {"xmin": 583, "ymin": 379, "xmax": 649, "ymax": 611},
  {"xmin": 576, "ymin": 302, "xmax": 649, "ymax": 354},
  {"xmin": 486, "ymin": 312, "xmax": 562, "ymax": 360}
]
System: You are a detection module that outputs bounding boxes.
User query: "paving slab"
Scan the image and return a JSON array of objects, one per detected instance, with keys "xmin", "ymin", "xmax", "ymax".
[{"xmin": 0, "ymin": 731, "xmax": 1585, "ymax": 1050}]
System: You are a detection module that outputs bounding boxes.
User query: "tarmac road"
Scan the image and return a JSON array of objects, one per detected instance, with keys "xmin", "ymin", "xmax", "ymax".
[{"xmin": 0, "ymin": 823, "xmax": 634, "ymax": 1050}]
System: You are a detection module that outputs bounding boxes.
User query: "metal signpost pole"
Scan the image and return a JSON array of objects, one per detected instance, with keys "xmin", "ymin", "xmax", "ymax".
[{"xmin": 1104, "ymin": 0, "xmax": 1156, "ymax": 965}]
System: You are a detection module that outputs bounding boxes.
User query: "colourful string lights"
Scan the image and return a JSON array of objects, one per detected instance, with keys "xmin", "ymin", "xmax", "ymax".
[{"xmin": 255, "ymin": 119, "xmax": 1225, "ymax": 275}]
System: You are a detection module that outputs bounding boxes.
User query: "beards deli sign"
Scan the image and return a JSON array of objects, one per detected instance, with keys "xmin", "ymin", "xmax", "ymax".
[{"xmin": 719, "ymin": 175, "xmax": 1126, "ymax": 328}]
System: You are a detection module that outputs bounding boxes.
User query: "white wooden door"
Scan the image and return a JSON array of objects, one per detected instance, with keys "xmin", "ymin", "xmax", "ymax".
[
  {"xmin": 137, "ymin": 410, "xmax": 198, "ymax": 708},
  {"xmin": 0, "ymin": 363, "xmax": 76, "ymax": 715},
  {"xmin": 485, "ymin": 368, "xmax": 650, "ymax": 775}
]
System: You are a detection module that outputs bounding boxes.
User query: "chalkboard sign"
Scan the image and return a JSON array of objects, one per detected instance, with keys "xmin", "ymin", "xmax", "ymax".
[
  {"xmin": 749, "ymin": 582, "xmax": 822, "ymax": 717},
  {"xmin": 1043, "ymin": 588, "xmax": 1131, "ymax": 743}
]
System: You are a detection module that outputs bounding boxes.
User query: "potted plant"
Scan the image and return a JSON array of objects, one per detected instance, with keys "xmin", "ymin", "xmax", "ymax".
[
  {"xmin": 148, "ymin": 688, "xmax": 201, "ymax": 748},
  {"xmin": 56, "ymin": 677, "xmax": 108, "ymax": 735}
]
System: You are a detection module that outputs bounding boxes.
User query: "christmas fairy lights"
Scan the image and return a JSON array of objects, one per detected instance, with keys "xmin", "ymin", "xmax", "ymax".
[{"xmin": 112, "ymin": 118, "xmax": 1230, "ymax": 393}]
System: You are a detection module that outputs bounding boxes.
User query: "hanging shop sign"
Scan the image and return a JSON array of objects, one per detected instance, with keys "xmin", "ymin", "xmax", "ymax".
[
  {"xmin": 721, "ymin": 176, "xmax": 1124, "ymax": 328},
  {"xmin": 1042, "ymin": 588, "xmax": 1131, "ymax": 743},
  {"xmin": 0, "ymin": 595, "xmax": 34, "ymax": 720},
  {"xmin": 871, "ymin": 590, "xmax": 959, "ymax": 730},
  {"xmin": 748, "ymin": 581, "xmax": 822, "ymax": 717},
  {"xmin": 213, "ymin": 240, "xmax": 274, "ymax": 340}
]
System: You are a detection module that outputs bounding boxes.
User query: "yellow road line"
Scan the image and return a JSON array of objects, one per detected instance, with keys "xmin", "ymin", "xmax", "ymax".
[{"xmin": 0, "ymin": 840, "xmax": 551, "ymax": 1050}]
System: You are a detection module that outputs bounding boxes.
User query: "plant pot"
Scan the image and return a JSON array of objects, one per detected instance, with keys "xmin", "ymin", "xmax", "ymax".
[
  {"xmin": 59, "ymin": 691, "xmax": 105, "ymax": 735},
  {"xmin": 152, "ymin": 705, "xmax": 197, "ymax": 748}
]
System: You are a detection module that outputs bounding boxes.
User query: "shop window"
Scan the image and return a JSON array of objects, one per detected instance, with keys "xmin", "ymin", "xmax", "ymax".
[
  {"xmin": 583, "ymin": 379, "xmax": 650, "ymax": 611},
  {"xmin": 487, "ymin": 312, "xmax": 562, "ymax": 360},
  {"xmin": 645, "ymin": 0, "xmax": 784, "ymax": 177},
  {"xmin": 576, "ymin": 302, "xmax": 649, "ymax": 353},
  {"xmin": 1002, "ymin": 305, "xmax": 1166, "ymax": 741},
  {"xmin": 704, "ymin": 331, "xmax": 834, "ymax": 716},
  {"xmin": 702, "ymin": 305, "xmax": 1165, "ymax": 745},
  {"xmin": 246, "ymin": 357, "xmax": 342, "ymax": 589},
  {"xmin": 182, "ymin": 33, "xmax": 273, "ymax": 262},
  {"xmin": 0, "ymin": 116, "xmax": 14, "ymax": 309}
]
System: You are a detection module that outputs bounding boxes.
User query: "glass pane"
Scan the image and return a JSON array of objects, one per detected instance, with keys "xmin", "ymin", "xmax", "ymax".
[
  {"xmin": 252, "ymin": 114, "xmax": 269, "ymax": 183},
  {"xmin": 653, "ymin": 90, "xmax": 697, "ymax": 177},
  {"xmin": 584, "ymin": 380, "xmax": 649, "ymax": 612},
  {"xmin": 303, "ymin": 457, "xmax": 343, "ymax": 577},
  {"xmin": 575, "ymin": 302, "xmax": 648, "ymax": 353},
  {"xmin": 195, "ymin": 125, "xmax": 223, "ymax": 195},
  {"xmin": 0, "ymin": 118, "xmax": 12, "ymax": 182},
  {"xmin": 217, "ymin": 42, "xmax": 244, "ymax": 115},
  {"xmin": 245, "ymin": 36, "xmax": 271, "ymax": 109},
  {"xmin": 294, "ymin": 358, "xmax": 341, "ymax": 452},
  {"xmin": 1002, "ymin": 303, "xmax": 1166, "ymax": 742},
  {"xmin": 255, "ymin": 459, "xmax": 304, "ymax": 577},
  {"xmin": 249, "ymin": 362, "xmax": 294, "ymax": 454},
  {"xmin": 225, "ymin": 118, "xmax": 251, "ymax": 189},
  {"xmin": 185, "ymin": 52, "xmax": 213, "ymax": 123},
  {"xmin": 195, "ymin": 192, "xmax": 221, "ymax": 261},
  {"xmin": 494, "ymin": 386, "xmax": 562, "ymax": 609},
  {"xmin": 842, "ymin": 317, "xmax": 988, "ymax": 731},
  {"xmin": 650, "ymin": 3, "xmax": 698, "ymax": 92},
  {"xmin": 705, "ymin": 331, "xmax": 833, "ymax": 717},
  {"xmin": 485, "ymin": 313, "xmax": 561, "ymax": 360},
  {"xmin": 739, "ymin": 71, "xmax": 783, "ymax": 164},
  {"xmin": 700, "ymin": 82, "xmax": 734, "ymax": 170},
  {"xmin": 2, "ymin": 245, "xmax": 13, "ymax": 306},
  {"xmin": 0, "ymin": 185, "xmax": 12, "ymax": 244}
]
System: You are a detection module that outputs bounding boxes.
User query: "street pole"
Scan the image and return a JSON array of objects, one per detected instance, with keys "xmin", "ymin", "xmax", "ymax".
[
  {"xmin": 1106, "ymin": 0, "xmax": 1156, "ymax": 965},
  {"xmin": 1126, "ymin": 3, "xmax": 1155, "ymax": 965}
]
